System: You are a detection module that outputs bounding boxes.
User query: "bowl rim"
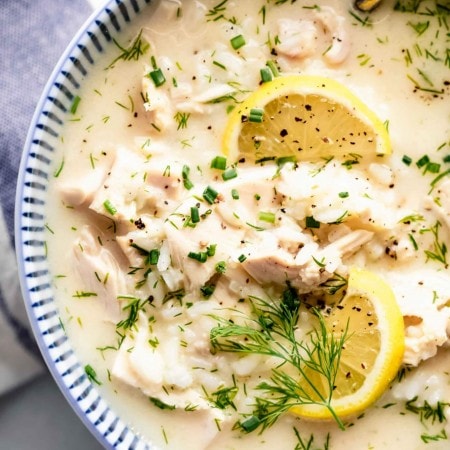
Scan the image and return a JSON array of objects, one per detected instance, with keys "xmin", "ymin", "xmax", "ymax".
[{"xmin": 14, "ymin": 1, "xmax": 154, "ymax": 448}]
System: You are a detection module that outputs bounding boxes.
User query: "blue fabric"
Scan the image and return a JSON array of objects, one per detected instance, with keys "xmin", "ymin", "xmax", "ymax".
[{"xmin": 0, "ymin": 0, "xmax": 92, "ymax": 392}]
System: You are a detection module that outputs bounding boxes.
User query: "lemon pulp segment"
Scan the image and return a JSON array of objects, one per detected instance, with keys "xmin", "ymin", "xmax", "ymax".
[
  {"xmin": 292, "ymin": 267, "xmax": 405, "ymax": 420},
  {"xmin": 223, "ymin": 75, "xmax": 391, "ymax": 164}
]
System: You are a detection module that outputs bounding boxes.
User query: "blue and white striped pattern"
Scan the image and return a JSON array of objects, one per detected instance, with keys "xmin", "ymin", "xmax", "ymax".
[{"xmin": 16, "ymin": 1, "xmax": 154, "ymax": 448}]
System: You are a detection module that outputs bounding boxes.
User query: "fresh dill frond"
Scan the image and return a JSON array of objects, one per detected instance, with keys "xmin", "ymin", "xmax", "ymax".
[
  {"xmin": 420, "ymin": 220, "xmax": 448, "ymax": 266},
  {"xmin": 293, "ymin": 428, "xmax": 331, "ymax": 450},
  {"xmin": 107, "ymin": 29, "xmax": 149, "ymax": 68},
  {"xmin": 405, "ymin": 395, "xmax": 450, "ymax": 424},
  {"xmin": 209, "ymin": 291, "xmax": 349, "ymax": 432},
  {"xmin": 319, "ymin": 272, "xmax": 348, "ymax": 296},
  {"xmin": 116, "ymin": 296, "xmax": 149, "ymax": 330},
  {"xmin": 174, "ymin": 111, "xmax": 191, "ymax": 130}
]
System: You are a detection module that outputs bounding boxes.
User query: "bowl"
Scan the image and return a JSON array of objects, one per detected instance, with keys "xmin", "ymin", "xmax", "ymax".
[
  {"xmin": 15, "ymin": 1, "xmax": 450, "ymax": 448},
  {"xmin": 15, "ymin": 1, "xmax": 153, "ymax": 448}
]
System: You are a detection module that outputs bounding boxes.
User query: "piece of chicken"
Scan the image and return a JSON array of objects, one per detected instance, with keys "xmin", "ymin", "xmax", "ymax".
[
  {"xmin": 316, "ymin": 6, "xmax": 350, "ymax": 65},
  {"xmin": 275, "ymin": 18, "xmax": 318, "ymax": 59},
  {"xmin": 164, "ymin": 202, "xmax": 246, "ymax": 292},
  {"xmin": 72, "ymin": 225, "xmax": 125, "ymax": 322},
  {"xmin": 57, "ymin": 150, "xmax": 115, "ymax": 207},
  {"xmin": 242, "ymin": 228, "xmax": 373, "ymax": 292}
]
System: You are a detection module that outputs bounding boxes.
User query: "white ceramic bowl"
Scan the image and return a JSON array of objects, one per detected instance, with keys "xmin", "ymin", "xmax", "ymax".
[{"xmin": 15, "ymin": 1, "xmax": 154, "ymax": 448}]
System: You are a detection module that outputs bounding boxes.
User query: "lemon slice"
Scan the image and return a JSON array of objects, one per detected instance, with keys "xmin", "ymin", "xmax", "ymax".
[
  {"xmin": 292, "ymin": 267, "xmax": 404, "ymax": 420},
  {"xmin": 223, "ymin": 75, "xmax": 391, "ymax": 164}
]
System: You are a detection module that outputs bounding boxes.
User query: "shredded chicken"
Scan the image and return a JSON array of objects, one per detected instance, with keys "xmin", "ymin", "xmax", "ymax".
[
  {"xmin": 316, "ymin": 6, "xmax": 350, "ymax": 64},
  {"xmin": 275, "ymin": 19, "xmax": 318, "ymax": 59},
  {"xmin": 72, "ymin": 226, "xmax": 125, "ymax": 322}
]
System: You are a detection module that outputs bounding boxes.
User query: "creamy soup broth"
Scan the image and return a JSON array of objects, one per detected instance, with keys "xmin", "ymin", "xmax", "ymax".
[{"xmin": 45, "ymin": 1, "xmax": 450, "ymax": 449}]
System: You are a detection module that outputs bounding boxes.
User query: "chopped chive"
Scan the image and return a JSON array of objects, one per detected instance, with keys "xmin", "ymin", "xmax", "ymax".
[
  {"xmin": 260, "ymin": 67, "xmax": 273, "ymax": 83},
  {"xmin": 306, "ymin": 216, "xmax": 321, "ymax": 228},
  {"xmin": 148, "ymin": 249, "xmax": 160, "ymax": 265},
  {"xmin": 240, "ymin": 416, "xmax": 260, "ymax": 432},
  {"xmin": 266, "ymin": 60, "xmax": 279, "ymax": 77},
  {"xmin": 238, "ymin": 254, "xmax": 247, "ymax": 263},
  {"xmin": 149, "ymin": 68, "xmax": 166, "ymax": 87},
  {"xmin": 402, "ymin": 155, "xmax": 412, "ymax": 165},
  {"xmin": 207, "ymin": 244, "xmax": 217, "ymax": 257},
  {"xmin": 426, "ymin": 162, "xmax": 440, "ymax": 174},
  {"xmin": 231, "ymin": 189, "xmax": 240, "ymax": 199},
  {"xmin": 200, "ymin": 284, "xmax": 216, "ymax": 298},
  {"xmin": 215, "ymin": 261, "xmax": 227, "ymax": 274},
  {"xmin": 203, "ymin": 185, "xmax": 219, "ymax": 204},
  {"xmin": 190, "ymin": 206, "xmax": 200, "ymax": 223},
  {"xmin": 210, "ymin": 156, "xmax": 227, "ymax": 170},
  {"xmin": 182, "ymin": 165, "xmax": 194, "ymax": 190},
  {"xmin": 254, "ymin": 193, "xmax": 261, "ymax": 201},
  {"xmin": 443, "ymin": 155, "xmax": 450, "ymax": 163},
  {"xmin": 103, "ymin": 199, "xmax": 117, "ymax": 215},
  {"xmin": 339, "ymin": 191, "xmax": 349, "ymax": 198},
  {"xmin": 222, "ymin": 168, "xmax": 238, "ymax": 181},
  {"xmin": 70, "ymin": 95, "xmax": 81, "ymax": 114},
  {"xmin": 84, "ymin": 364, "xmax": 102, "ymax": 385},
  {"xmin": 249, "ymin": 108, "xmax": 264, "ymax": 123},
  {"xmin": 258, "ymin": 211, "xmax": 276, "ymax": 223},
  {"xmin": 416, "ymin": 155, "xmax": 430, "ymax": 168},
  {"xmin": 188, "ymin": 251, "xmax": 208, "ymax": 263},
  {"xmin": 230, "ymin": 34, "xmax": 246, "ymax": 50}
]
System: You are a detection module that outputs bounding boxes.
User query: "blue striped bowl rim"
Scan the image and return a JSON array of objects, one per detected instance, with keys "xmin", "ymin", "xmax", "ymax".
[{"xmin": 15, "ymin": 1, "xmax": 155, "ymax": 448}]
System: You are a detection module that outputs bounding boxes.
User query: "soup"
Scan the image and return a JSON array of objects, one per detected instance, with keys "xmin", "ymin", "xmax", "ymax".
[{"xmin": 45, "ymin": 0, "xmax": 450, "ymax": 448}]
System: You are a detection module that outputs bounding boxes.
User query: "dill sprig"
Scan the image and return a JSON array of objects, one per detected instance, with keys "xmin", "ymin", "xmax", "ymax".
[
  {"xmin": 116, "ymin": 295, "xmax": 149, "ymax": 330},
  {"xmin": 405, "ymin": 395, "xmax": 450, "ymax": 424},
  {"xmin": 108, "ymin": 29, "xmax": 149, "ymax": 68},
  {"xmin": 210, "ymin": 290, "xmax": 349, "ymax": 432},
  {"xmin": 294, "ymin": 428, "xmax": 331, "ymax": 450},
  {"xmin": 319, "ymin": 272, "xmax": 348, "ymax": 296},
  {"xmin": 206, "ymin": 0, "xmax": 238, "ymax": 23},
  {"xmin": 174, "ymin": 111, "xmax": 191, "ymax": 130},
  {"xmin": 420, "ymin": 220, "xmax": 448, "ymax": 266}
]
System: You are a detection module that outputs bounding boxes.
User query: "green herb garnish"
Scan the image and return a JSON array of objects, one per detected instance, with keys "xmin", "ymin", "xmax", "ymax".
[
  {"xmin": 222, "ymin": 167, "xmax": 238, "ymax": 181},
  {"xmin": 230, "ymin": 34, "xmax": 246, "ymax": 50},
  {"xmin": 182, "ymin": 165, "xmax": 194, "ymax": 190},
  {"xmin": 149, "ymin": 68, "xmax": 166, "ymax": 87},
  {"xmin": 108, "ymin": 29, "xmax": 149, "ymax": 68},
  {"xmin": 210, "ymin": 294, "xmax": 348, "ymax": 432},
  {"xmin": 85, "ymin": 364, "xmax": 102, "ymax": 385},
  {"xmin": 211, "ymin": 156, "xmax": 227, "ymax": 170},
  {"xmin": 203, "ymin": 185, "xmax": 219, "ymax": 204}
]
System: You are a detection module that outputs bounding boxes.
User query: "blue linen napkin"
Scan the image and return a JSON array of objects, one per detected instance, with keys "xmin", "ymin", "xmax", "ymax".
[{"xmin": 0, "ymin": 0, "xmax": 93, "ymax": 394}]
